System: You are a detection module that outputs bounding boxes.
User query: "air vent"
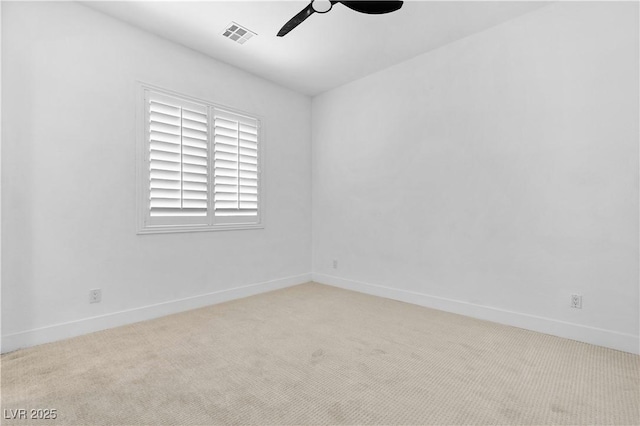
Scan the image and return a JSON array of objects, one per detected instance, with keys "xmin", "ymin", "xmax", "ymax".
[{"xmin": 222, "ymin": 22, "xmax": 256, "ymax": 45}]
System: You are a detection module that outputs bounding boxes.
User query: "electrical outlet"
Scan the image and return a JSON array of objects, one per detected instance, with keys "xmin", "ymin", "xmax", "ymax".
[
  {"xmin": 570, "ymin": 294, "xmax": 582, "ymax": 309},
  {"xmin": 332, "ymin": 260, "xmax": 338, "ymax": 269},
  {"xmin": 89, "ymin": 289, "xmax": 102, "ymax": 304}
]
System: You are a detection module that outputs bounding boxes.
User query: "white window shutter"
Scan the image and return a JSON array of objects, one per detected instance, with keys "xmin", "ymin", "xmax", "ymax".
[
  {"xmin": 146, "ymin": 91, "xmax": 209, "ymax": 224},
  {"xmin": 138, "ymin": 84, "xmax": 263, "ymax": 233},
  {"xmin": 213, "ymin": 108, "xmax": 260, "ymax": 223}
]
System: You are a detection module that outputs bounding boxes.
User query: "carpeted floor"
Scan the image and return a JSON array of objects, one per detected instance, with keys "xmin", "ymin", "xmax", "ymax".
[{"xmin": 1, "ymin": 282, "xmax": 639, "ymax": 425}]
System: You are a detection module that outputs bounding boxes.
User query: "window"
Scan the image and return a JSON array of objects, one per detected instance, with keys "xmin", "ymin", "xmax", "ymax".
[{"xmin": 137, "ymin": 84, "xmax": 263, "ymax": 233}]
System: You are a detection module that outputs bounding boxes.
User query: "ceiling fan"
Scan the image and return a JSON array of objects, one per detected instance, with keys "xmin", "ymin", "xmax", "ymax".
[{"xmin": 277, "ymin": 0, "xmax": 404, "ymax": 37}]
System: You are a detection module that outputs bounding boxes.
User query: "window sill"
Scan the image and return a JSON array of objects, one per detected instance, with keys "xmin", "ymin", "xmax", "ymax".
[{"xmin": 137, "ymin": 223, "xmax": 264, "ymax": 235}]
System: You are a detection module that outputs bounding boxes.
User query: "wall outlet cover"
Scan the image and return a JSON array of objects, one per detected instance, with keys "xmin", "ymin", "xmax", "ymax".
[
  {"xmin": 90, "ymin": 289, "xmax": 102, "ymax": 304},
  {"xmin": 570, "ymin": 294, "xmax": 582, "ymax": 309}
]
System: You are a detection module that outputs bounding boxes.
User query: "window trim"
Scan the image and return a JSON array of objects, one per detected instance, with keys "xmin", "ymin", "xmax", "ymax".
[{"xmin": 136, "ymin": 82, "xmax": 265, "ymax": 235}]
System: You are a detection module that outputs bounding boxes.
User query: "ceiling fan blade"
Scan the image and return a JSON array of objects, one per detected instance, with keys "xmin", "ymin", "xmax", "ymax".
[
  {"xmin": 338, "ymin": 1, "xmax": 403, "ymax": 14},
  {"xmin": 277, "ymin": 3, "xmax": 315, "ymax": 37}
]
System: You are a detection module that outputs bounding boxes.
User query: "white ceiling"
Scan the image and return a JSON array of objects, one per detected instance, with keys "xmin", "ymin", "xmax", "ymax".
[{"xmin": 83, "ymin": 1, "xmax": 550, "ymax": 96}]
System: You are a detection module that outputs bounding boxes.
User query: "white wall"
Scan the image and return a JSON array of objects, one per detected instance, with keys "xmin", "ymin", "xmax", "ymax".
[
  {"xmin": 312, "ymin": 2, "xmax": 639, "ymax": 353},
  {"xmin": 1, "ymin": 2, "xmax": 312, "ymax": 351}
]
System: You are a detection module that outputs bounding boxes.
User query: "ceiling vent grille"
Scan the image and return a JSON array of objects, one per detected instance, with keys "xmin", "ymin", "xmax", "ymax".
[{"xmin": 222, "ymin": 22, "xmax": 256, "ymax": 45}]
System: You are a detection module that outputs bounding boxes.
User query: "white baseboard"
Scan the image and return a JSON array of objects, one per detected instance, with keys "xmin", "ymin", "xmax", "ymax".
[
  {"xmin": 1, "ymin": 273, "xmax": 312, "ymax": 354},
  {"xmin": 5, "ymin": 272, "xmax": 637, "ymax": 355},
  {"xmin": 313, "ymin": 273, "xmax": 640, "ymax": 355}
]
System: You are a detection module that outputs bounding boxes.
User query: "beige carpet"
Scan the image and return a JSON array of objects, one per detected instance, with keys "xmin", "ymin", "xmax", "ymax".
[{"xmin": 1, "ymin": 283, "xmax": 639, "ymax": 425}]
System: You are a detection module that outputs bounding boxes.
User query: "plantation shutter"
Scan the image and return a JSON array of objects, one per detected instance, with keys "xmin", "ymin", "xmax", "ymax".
[
  {"xmin": 213, "ymin": 108, "xmax": 260, "ymax": 222},
  {"xmin": 147, "ymin": 91, "xmax": 209, "ymax": 222}
]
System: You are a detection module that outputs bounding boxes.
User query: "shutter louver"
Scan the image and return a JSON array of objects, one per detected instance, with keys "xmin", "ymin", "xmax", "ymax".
[
  {"xmin": 213, "ymin": 109, "xmax": 259, "ymax": 218},
  {"xmin": 148, "ymin": 94, "xmax": 208, "ymax": 218}
]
